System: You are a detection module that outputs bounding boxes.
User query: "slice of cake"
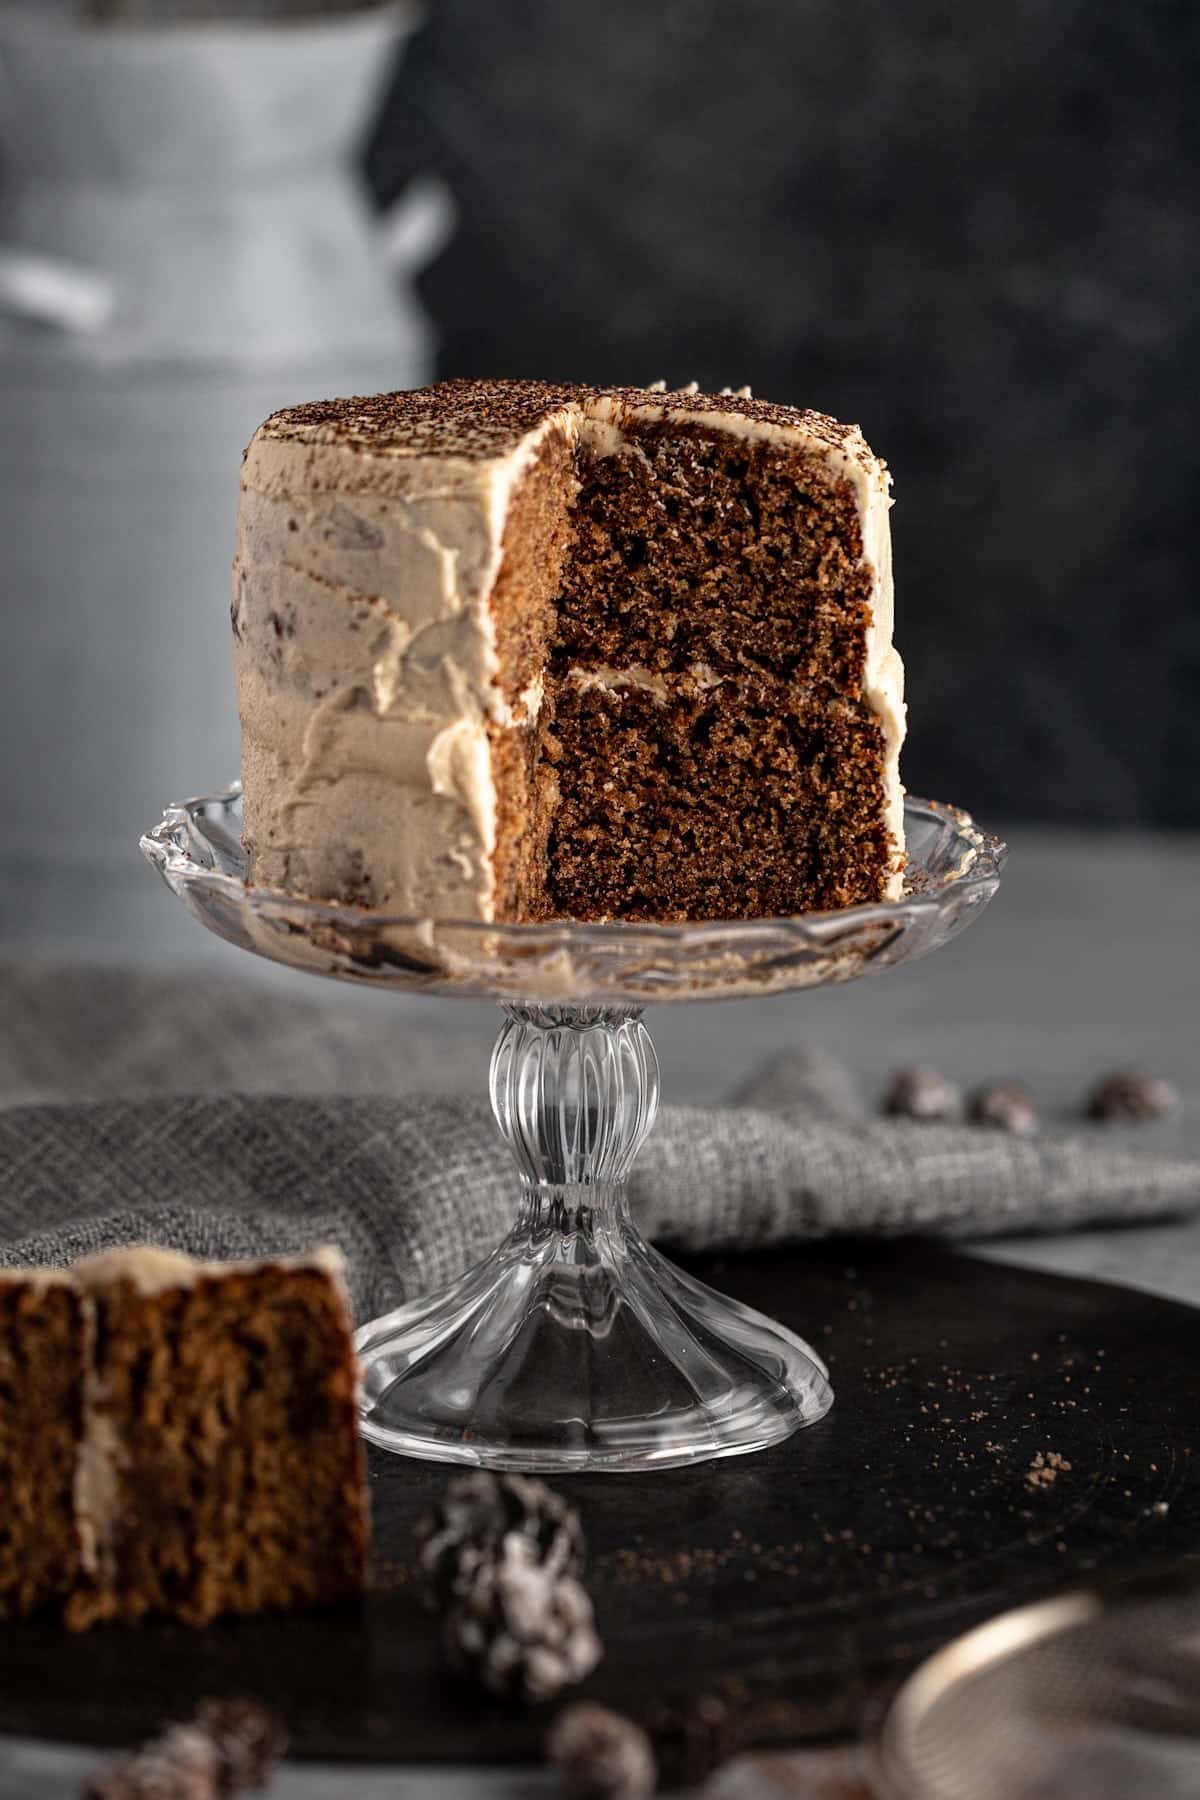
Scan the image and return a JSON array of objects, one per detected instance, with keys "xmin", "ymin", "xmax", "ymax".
[
  {"xmin": 233, "ymin": 379, "xmax": 906, "ymax": 923},
  {"xmin": 67, "ymin": 1247, "xmax": 367, "ymax": 1629},
  {"xmin": 0, "ymin": 1270, "xmax": 88, "ymax": 1620},
  {"xmin": 0, "ymin": 1248, "xmax": 367, "ymax": 1628}
]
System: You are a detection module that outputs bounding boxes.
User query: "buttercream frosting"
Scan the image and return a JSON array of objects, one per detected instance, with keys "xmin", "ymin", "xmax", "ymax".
[{"xmin": 71, "ymin": 1244, "xmax": 346, "ymax": 1297}]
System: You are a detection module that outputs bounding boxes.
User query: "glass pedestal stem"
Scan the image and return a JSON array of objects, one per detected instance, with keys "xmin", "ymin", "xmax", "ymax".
[
  {"xmin": 491, "ymin": 996, "xmax": 658, "ymax": 1236},
  {"xmin": 355, "ymin": 1003, "xmax": 833, "ymax": 1471}
]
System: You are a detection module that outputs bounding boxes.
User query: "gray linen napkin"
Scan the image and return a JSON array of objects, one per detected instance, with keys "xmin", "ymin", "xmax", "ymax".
[{"xmin": 0, "ymin": 964, "xmax": 1195, "ymax": 1323}]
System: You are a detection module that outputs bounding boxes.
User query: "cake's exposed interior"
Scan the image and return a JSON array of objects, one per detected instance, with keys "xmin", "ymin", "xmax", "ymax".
[
  {"xmin": 67, "ymin": 1253, "xmax": 366, "ymax": 1629},
  {"xmin": 494, "ymin": 415, "xmax": 893, "ymax": 919},
  {"xmin": 234, "ymin": 382, "xmax": 905, "ymax": 924},
  {"xmin": 0, "ymin": 1249, "xmax": 367, "ymax": 1630}
]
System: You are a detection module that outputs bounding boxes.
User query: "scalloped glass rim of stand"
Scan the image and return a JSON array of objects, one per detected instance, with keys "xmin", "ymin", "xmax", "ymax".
[
  {"xmin": 141, "ymin": 785, "xmax": 1005, "ymax": 1006},
  {"xmin": 141, "ymin": 785, "xmax": 1005, "ymax": 1471}
]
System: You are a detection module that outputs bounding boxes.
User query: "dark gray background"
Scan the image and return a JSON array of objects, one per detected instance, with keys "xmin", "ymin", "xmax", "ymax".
[{"xmin": 367, "ymin": 0, "xmax": 1198, "ymax": 827}]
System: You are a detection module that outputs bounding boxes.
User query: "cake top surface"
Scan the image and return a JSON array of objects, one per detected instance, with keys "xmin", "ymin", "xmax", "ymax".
[
  {"xmin": 0, "ymin": 1264, "xmax": 75, "ymax": 1290},
  {"xmin": 256, "ymin": 379, "xmax": 885, "ymax": 478},
  {"xmin": 59, "ymin": 1244, "xmax": 346, "ymax": 1297}
]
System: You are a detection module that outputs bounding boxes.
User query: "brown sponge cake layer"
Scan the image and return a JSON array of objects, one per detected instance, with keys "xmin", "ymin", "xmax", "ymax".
[
  {"xmin": 487, "ymin": 423, "xmax": 576, "ymax": 919},
  {"xmin": 524, "ymin": 411, "xmax": 893, "ymax": 921},
  {"xmin": 557, "ymin": 421, "xmax": 874, "ymax": 698},
  {"xmin": 67, "ymin": 1260, "xmax": 366, "ymax": 1631},
  {"xmin": 0, "ymin": 1277, "xmax": 86, "ymax": 1621},
  {"xmin": 542, "ymin": 676, "xmax": 891, "ymax": 921}
]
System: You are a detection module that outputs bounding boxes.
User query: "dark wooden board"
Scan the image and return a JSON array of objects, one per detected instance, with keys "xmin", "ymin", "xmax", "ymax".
[{"xmin": 1, "ymin": 1241, "xmax": 1197, "ymax": 1762}]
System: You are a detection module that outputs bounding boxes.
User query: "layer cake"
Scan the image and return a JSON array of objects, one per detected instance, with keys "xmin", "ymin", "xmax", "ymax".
[{"xmin": 233, "ymin": 380, "xmax": 906, "ymax": 922}]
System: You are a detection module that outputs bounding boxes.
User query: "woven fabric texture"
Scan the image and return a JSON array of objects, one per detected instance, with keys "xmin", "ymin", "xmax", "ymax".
[{"xmin": 1, "ymin": 965, "xmax": 1194, "ymax": 1323}]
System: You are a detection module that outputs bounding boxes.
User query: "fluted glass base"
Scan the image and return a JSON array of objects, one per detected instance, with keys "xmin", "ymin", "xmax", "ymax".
[
  {"xmin": 355, "ymin": 1197, "xmax": 831, "ymax": 1470},
  {"xmin": 355, "ymin": 1004, "xmax": 833, "ymax": 1471}
]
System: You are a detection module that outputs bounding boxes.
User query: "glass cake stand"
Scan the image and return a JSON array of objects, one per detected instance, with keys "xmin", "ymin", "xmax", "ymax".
[{"xmin": 141, "ymin": 785, "xmax": 1004, "ymax": 1473}]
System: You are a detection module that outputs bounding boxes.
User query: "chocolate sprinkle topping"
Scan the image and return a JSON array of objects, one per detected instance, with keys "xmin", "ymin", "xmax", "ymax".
[{"xmin": 260, "ymin": 379, "xmax": 879, "ymax": 472}]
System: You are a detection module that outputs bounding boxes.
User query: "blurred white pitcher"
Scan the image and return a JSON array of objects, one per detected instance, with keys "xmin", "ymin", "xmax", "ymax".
[{"xmin": 0, "ymin": 2, "xmax": 447, "ymax": 946}]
